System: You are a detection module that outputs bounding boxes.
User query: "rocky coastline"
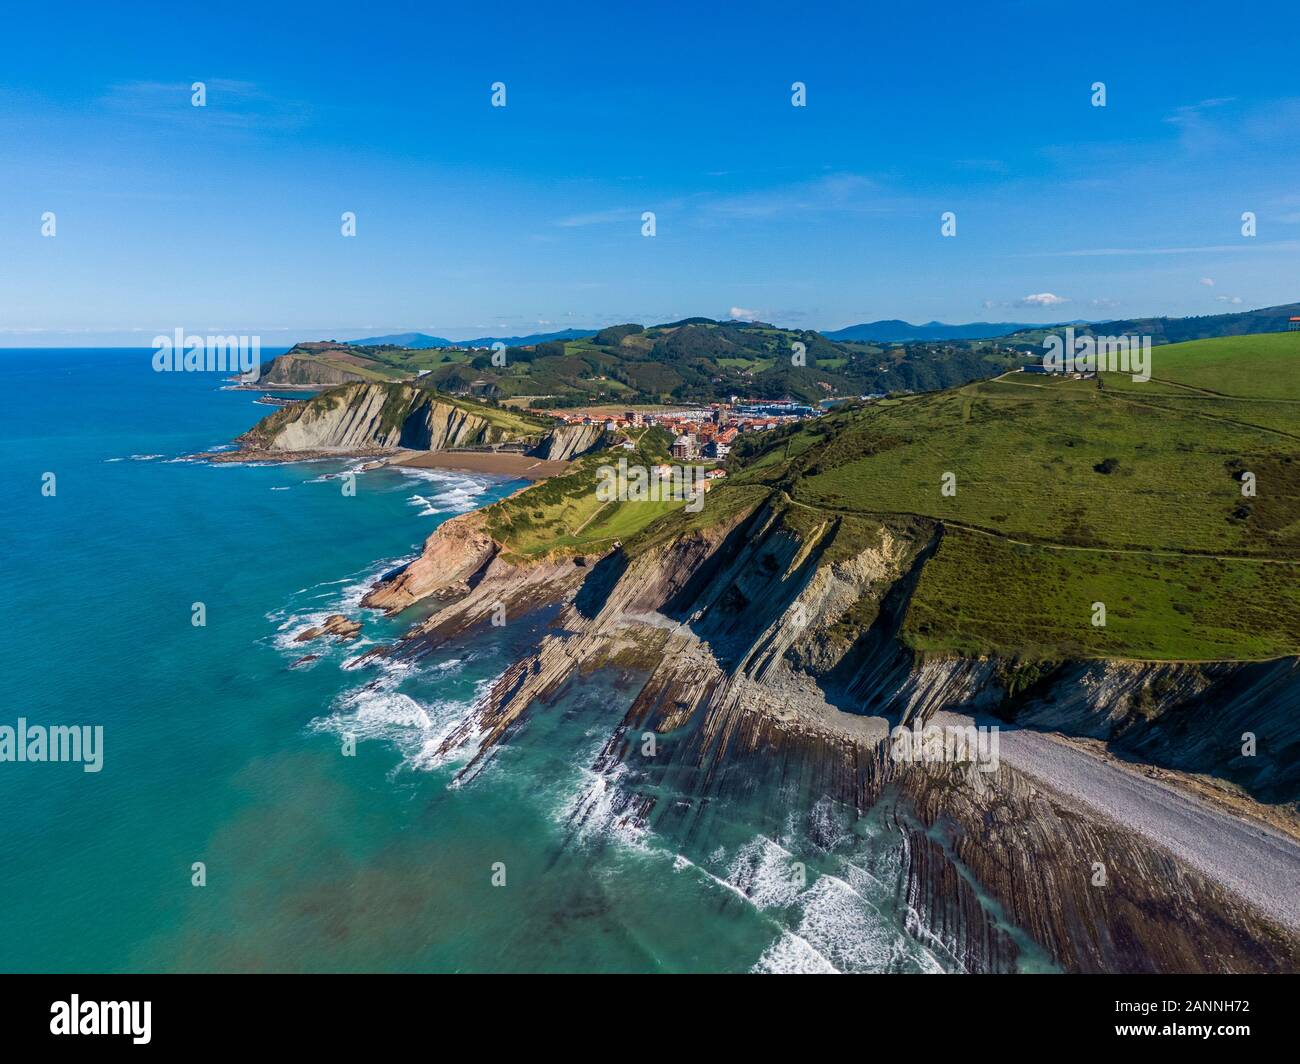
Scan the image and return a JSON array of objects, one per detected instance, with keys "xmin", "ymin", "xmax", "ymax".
[{"xmin": 342, "ymin": 493, "xmax": 1300, "ymax": 972}]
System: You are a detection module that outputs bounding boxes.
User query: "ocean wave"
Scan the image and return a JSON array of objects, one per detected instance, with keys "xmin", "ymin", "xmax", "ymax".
[
  {"xmin": 267, "ymin": 554, "xmax": 415, "ymax": 652},
  {"xmin": 559, "ymin": 759, "xmax": 650, "ymax": 850},
  {"xmin": 398, "ymin": 468, "xmax": 492, "ymax": 515},
  {"xmin": 303, "ymin": 461, "xmax": 371, "ymax": 484},
  {"xmin": 309, "ymin": 670, "xmax": 499, "ymax": 775},
  {"xmin": 726, "ymin": 835, "xmax": 805, "ymax": 910},
  {"xmin": 721, "ymin": 831, "xmax": 947, "ymax": 973},
  {"xmin": 752, "ymin": 931, "xmax": 839, "ymax": 974}
]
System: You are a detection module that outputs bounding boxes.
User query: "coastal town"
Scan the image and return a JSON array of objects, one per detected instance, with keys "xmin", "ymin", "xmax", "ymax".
[{"xmin": 531, "ymin": 398, "xmax": 821, "ymax": 461}]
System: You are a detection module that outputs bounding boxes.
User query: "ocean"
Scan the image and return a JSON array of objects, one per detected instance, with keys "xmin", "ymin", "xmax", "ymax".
[{"xmin": 0, "ymin": 349, "xmax": 969, "ymax": 973}]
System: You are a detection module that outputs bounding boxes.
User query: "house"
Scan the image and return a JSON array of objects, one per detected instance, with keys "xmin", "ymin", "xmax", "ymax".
[
  {"xmin": 671, "ymin": 433, "xmax": 696, "ymax": 460},
  {"xmin": 1289, "ymin": 316, "xmax": 1300, "ymax": 332},
  {"xmin": 704, "ymin": 440, "xmax": 730, "ymax": 459}
]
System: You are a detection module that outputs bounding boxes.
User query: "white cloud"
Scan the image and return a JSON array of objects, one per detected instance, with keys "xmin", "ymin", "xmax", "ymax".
[
  {"xmin": 729, "ymin": 306, "xmax": 759, "ymax": 321},
  {"xmin": 1200, "ymin": 277, "xmax": 1216, "ymax": 286},
  {"xmin": 1216, "ymin": 295, "xmax": 1244, "ymax": 304},
  {"xmin": 1017, "ymin": 293, "xmax": 1070, "ymax": 307},
  {"xmin": 707, "ymin": 173, "xmax": 884, "ymax": 220}
]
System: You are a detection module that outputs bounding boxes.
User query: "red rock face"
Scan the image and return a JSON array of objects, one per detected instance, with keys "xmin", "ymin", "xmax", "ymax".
[{"xmin": 361, "ymin": 510, "xmax": 499, "ymax": 615}]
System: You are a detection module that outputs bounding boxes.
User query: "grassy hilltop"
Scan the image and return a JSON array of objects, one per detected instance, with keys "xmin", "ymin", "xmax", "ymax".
[{"xmin": 480, "ymin": 331, "xmax": 1300, "ymax": 662}]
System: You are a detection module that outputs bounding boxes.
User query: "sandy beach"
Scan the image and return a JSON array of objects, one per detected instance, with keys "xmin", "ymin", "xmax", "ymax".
[{"xmin": 387, "ymin": 449, "xmax": 572, "ymax": 480}]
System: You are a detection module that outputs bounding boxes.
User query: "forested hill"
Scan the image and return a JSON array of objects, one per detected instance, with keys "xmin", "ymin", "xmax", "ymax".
[{"xmin": 264, "ymin": 319, "xmax": 1026, "ymax": 405}]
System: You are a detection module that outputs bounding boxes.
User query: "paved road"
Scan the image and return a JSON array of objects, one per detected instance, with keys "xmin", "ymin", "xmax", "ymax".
[{"xmin": 934, "ymin": 710, "xmax": 1300, "ymax": 931}]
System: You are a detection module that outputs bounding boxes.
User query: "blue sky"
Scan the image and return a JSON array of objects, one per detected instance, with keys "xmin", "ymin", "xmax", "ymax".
[{"xmin": 2, "ymin": 0, "xmax": 1298, "ymax": 345}]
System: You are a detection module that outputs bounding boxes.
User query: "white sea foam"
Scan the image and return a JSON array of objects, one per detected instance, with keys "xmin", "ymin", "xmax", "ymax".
[
  {"xmin": 398, "ymin": 468, "xmax": 492, "ymax": 515},
  {"xmin": 726, "ymin": 835, "xmax": 804, "ymax": 910},
  {"xmin": 752, "ymin": 931, "xmax": 839, "ymax": 974},
  {"xmin": 267, "ymin": 554, "xmax": 413, "ymax": 653},
  {"xmin": 310, "ymin": 670, "xmax": 500, "ymax": 775},
  {"xmin": 560, "ymin": 760, "xmax": 649, "ymax": 849}
]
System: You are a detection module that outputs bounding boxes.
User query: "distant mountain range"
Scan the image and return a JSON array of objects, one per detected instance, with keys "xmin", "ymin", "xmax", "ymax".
[
  {"xmin": 822, "ymin": 320, "xmax": 1045, "ymax": 342},
  {"xmin": 1000, "ymin": 302, "xmax": 1300, "ymax": 346},
  {"xmin": 346, "ymin": 332, "xmax": 452, "ymax": 349},
  {"xmin": 349, "ymin": 328, "xmax": 595, "ymax": 349}
]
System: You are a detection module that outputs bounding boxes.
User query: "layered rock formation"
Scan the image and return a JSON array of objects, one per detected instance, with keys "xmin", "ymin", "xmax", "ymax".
[
  {"xmin": 257, "ymin": 351, "xmax": 373, "ymax": 387},
  {"xmin": 361, "ymin": 511, "xmax": 500, "ymax": 614},
  {"xmin": 238, "ymin": 383, "xmax": 520, "ymax": 454},
  {"xmin": 354, "ymin": 489, "xmax": 1300, "ymax": 972},
  {"xmin": 529, "ymin": 422, "xmax": 606, "ymax": 461}
]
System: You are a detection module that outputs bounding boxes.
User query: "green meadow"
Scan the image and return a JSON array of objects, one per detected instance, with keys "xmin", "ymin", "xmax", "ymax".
[{"xmin": 712, "ymin": 332, "xmax": 1300, "ymax": 660}]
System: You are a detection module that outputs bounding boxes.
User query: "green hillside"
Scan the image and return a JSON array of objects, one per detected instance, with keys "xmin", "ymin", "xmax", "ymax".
[
  {"xmin": 1101, "ymin": 332, "xmax": 1300, "ymax": 400},
  {"xmin": 1001, "ymin": 302, "xmax": 1300, "ymax": 349},
  {"xmin": 267, "ymin": 320, "xmax": 1027, "ymax": 405},
  {"xmin": 491, "ymin": 331, "xmax": 1297, "ymax": 662}
]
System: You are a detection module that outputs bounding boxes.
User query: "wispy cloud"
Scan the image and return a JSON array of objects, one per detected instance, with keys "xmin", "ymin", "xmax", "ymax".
[
  {"xmin": 99, "ymin": 79, "xmax": 309, "ymax": 131},
  {"xmin": 551, "ymin": 174, "xmax": 891, "ymax": 230},
  {"xmin": 706, "ymin": 173, "xmax": 883, "ymax": 219}
]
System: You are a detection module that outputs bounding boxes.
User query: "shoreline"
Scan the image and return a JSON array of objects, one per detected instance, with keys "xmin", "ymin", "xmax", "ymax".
[
  {"xmin": 195, "ymin": 444, "xmax": 572, "ymax": 481},
  {"xmin": 386, "ymin": 449, "xmax": 572, "ymax": 481}
]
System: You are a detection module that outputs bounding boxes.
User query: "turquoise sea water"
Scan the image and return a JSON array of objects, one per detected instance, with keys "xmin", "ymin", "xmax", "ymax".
[{"xmin": 0, "ymin": 350, "xmax": 970, "ymax": 973}]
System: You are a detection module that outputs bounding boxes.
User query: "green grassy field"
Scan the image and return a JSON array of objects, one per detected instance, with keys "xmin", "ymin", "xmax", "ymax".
[
  {"xmin": 1133, "ymin": 332, "xmax": 1300, "ymax": 399},
  {"xmin": 485, "ymin": 428, "xmax": 694, "ymax": 559},
  {"xmin": 732, "ymin": 367, "xmax": 1299, "ymax": 560},
  {"xmin": 702, "ymin": 333, "xmax": 1300, "ymax": 660},
  {"xmin": 904, "ymin": 527, "xmax": 1300, "ymax": 661}
]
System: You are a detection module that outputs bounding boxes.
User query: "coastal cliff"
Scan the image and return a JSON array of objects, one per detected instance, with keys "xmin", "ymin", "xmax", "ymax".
[
  {"xmin": 357, "ymin": 489, "xmax": 1300, "ymax": 972},
  {"xmin": 238, "ymin": 383, "xmax": 520, "ymax": 453},
  {"xmin": 529, "ymin": 422, "xmax": 607, "ymax": 461},
  {"xmin": 257, "ymin": 350, "xmax": 374, "ymax": 387}
]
